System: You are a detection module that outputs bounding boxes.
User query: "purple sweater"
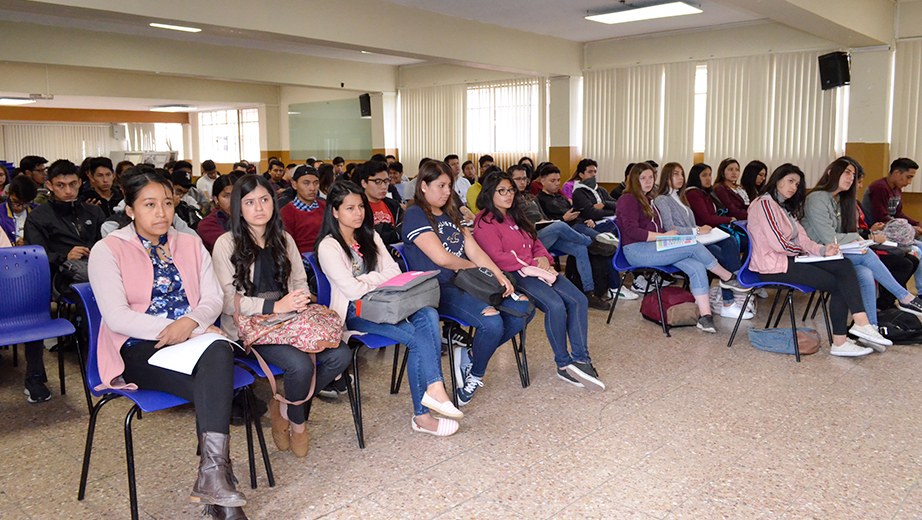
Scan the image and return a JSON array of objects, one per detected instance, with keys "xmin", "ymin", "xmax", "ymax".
[
  {"xmin": 614, "ymin": 193, "xmax": 663, "ymax": 247},
  {"xmin": 472, "ymin": 210, "xmax": 551, "ymax": 272}
]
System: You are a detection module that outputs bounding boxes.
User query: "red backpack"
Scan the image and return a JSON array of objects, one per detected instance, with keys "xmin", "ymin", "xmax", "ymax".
[{"xmin": 640, "ymin": 286, "xmax": 699, "ymax": 326}]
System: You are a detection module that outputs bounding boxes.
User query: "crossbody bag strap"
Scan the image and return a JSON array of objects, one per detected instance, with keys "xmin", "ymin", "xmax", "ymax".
[{"xmin": 250, "ymin": 348, "xmax": 317, "ymax": 407}]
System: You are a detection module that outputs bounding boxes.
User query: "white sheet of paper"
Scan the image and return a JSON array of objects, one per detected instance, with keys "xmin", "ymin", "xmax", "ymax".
[
  {"xmin": 839, "ymin": 240, "xmax": 874, "ymax": 251},
  {"xmin": 696, "ymin": 228, "xmax": 731, "ymax": 245},
  {"xmin": 147, "ymin": 333, "xmax": 240, "ymax": 375},
  {"xmin": 794, "ymin": 253, "xmax": 844, "ymax": 263}
]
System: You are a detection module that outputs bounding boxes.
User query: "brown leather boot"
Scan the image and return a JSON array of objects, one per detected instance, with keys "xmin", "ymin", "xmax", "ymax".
[
  {"xmin": 203, "ymin": 505, "xmax": 249, "ymax": 520},
  {"xmin": 190, "ymin": 432, "xmax": 247, "ymax": 507}
]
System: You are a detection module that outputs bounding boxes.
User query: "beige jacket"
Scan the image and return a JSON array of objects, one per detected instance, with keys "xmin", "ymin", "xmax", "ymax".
[{"xmin": 211, "ymin": 231, "xmax": 308, "ymax": 340}]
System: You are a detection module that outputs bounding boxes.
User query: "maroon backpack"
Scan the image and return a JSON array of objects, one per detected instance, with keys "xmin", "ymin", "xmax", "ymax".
[{"xmin": 640, "ymin": 286, "xmax": 699, "ymax": 326}]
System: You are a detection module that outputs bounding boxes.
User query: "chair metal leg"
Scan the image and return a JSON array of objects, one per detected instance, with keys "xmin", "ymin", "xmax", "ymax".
[
  {"xmin": 58, "ymin": 337, "xmax": 66, "ymax": 395},
  {"xmin": 245, "ymin": 386, "xmax": 274, "ymax": 487},
  {"xmin": 124, "ymin": 404, "xmax": 142, "ymax": 520},
  {"xmin": 518, "ymin": 326, "xmax": 529, "ymax": 387},
  {"xmin": 773, "ymin": 289, "xmax": 792, "ymax": 328},
  {"xmin": 811, "ymin": 292, "xmax": 826, "ymax": 320},
  {"xmin": 765, "ymin": 289, "xmax": 783, "ymax": 328},
  {"xmin": 242, "ymin": 389, "xmax": 257, "ymax": 490},
  {"xmin": 445, "ymin": 323, "xmax": 460, "ymax": 409},
  {"xmin": 510, "ymin": 327, "xmax": 529, "ymax": 389},
  {"xmin": 653, "ymin": 276, "xmax": 670, "ymax": 337},
  {"xmin": 12, "ymin": 343, "xmax": 17, "ymax": 367},
  {"xmin": 74, "ymin": 330, "xmax": 92, "ymax": 413},
  {"xmin": 390, "ymin": 344, "xmax": 408, "ymax": 395},
  {"xmin": 78, "ymin": 394, "xmax": 119, "ymax": 500},
  {"xmin": 787, "ymin": 291, "xmax": 802, "ymax": 363},
  {"xmin": 727, "ymin": 292, "xmax": 754, "ymax": 348},
  {"xmin": 348, "ymin": 349, "xmax": 365, "ymax": 449},
  {"xmin": 819, "ymin": 293, "xmax": 833, "ymax": 345},
  {"xmin": 802, "ymin": 292, "xmax": 816, "ymax": 322},
  {"xmin": 606, "ymin": 280, "xmax": 624, "ymax": 324}
]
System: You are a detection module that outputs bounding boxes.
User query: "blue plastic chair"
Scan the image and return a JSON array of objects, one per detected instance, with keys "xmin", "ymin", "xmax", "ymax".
[
  {"xmin": 725, "ymin": 221, "xmax": 832, "ymax": 362},
  {"xmin": 304, "ymin": 252, "xmax": 383, "ymax": 449},
  {"xmin": 0, "ymin": 246, "xmax": 77, "ymax": 396},
  {"xmin": 72, "ymin": 283, "xmax": 272, "ymax": 520},
  {"xmin": 605, "ymin": 223, "xmax": 682, "ymax": 336},
  {"xmin": 390, "ymin": 243, "xmax": 530, "ymax": 408}
]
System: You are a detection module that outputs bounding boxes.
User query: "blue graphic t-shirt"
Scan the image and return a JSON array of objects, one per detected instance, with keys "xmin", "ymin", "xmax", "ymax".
[{"xmin": 403, "ymin": 205, "xmax": 467, "ymax": 284}]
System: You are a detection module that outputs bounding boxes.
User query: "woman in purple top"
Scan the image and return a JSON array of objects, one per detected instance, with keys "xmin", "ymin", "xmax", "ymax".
[
  {"xmin": 615, "ymin": 163, "xmax": 745, "ymax": 333},
  {"xmin": 473, "ymin": 171, "xmax": 604, "ymax": 392}
]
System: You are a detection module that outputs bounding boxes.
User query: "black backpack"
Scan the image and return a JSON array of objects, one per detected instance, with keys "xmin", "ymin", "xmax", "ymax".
[{"xmin": 877, "ymin": 308, "xmax": 922, "ymax": 345}]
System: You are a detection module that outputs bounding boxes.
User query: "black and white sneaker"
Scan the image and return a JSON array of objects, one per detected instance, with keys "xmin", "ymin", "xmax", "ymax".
[
  {"xmin": 564, "ymin": 362, "xmax": 605, "ymax": 392},
  {"xmin": 696, "ymin": 315, "xmax": 717, "ymax": 334},
  {"xmin": 718, "ymin": 275, "xmax": 748, "ymax": 293},
  {"xmin": 318, "ymin": 374, "xmax": 353, "ymax": 398},
  {"xmin": 897, "ymin": 297, "xmax": 922, "ymax": 317},
  {"xmin": 442, "ymin": 327, "xmax": 473, "ymax": 349},
  {"xmin": 453, "ymin": 346, "xmax": 473, "ymax": 389},
  {"xmin": 456, "ymin": 374, "xmax": 483, "ymax": 406},
  {"xmin": 556, "ymin": 368, "xmax": 584, "ymax": 388},
  {"xmin": 24, "ymin": 373, "xmax": 51, "ymax": 403},
  {"xmin": 632, "ymin": 275, "xmax": 649, "ymax": 293}
]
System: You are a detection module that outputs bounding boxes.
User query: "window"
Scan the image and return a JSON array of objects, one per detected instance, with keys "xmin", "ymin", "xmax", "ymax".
[
  {"xmin": 693, "ymin": 64, "xmax": 707, "ymax": 154},
  {"xmin": 198, "ymin": 108, "xmax": 260, "ymax": 163},
  {"xmin": 467, "ymin": 78, "xmax": 546, "ymax": 167}
]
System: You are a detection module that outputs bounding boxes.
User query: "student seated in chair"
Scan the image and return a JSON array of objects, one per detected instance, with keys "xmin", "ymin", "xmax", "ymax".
[
  {"xmin": 0, "ymin": 175, "xmax": 39, "ymax": 247},
  {"xmin": 748, "ymin": 163, "xmax": 891, "ymax": 357},
  {"xmin": 88, "ymin": 168, "xmax": 249, "ymax": 519},
  {"xmin": 316, "ymin": 181, "xmax": 462, "ymax": 436}
]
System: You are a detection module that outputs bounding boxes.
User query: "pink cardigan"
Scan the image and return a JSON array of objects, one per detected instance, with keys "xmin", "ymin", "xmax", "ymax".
[
  {"xmin": 316, "ymin": 233, "xmax": 401, "ymax": 339},
  {"xmin": 87, "ymin": 224, "xmax": 224, "ymax": 390},
  {"xmin": 748, "ymin": 195, "xmax": 825, "ymax": 275},
  {"xmin": 472, "ymin": 210, "xmax": 551, "ymax": 272}
]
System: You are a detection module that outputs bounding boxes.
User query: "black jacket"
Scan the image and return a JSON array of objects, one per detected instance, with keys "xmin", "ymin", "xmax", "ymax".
[
  {"xmin": 537, "ymin": 191, "xmax": 574, "ymax": 221},
  {"xmin": 24, "ymin": 199, "xmax": 104, "ymax": 273},
  {"xmin": 77, "ymin": 186, "xmax": 124, "ymax": 218},
  {"xmin": 571, "ymin": 184, "xmax": 616, "ymax": 221},
  {"xmin": 375, "ymin": 196, "xmax": 404, "ymax": 245}
]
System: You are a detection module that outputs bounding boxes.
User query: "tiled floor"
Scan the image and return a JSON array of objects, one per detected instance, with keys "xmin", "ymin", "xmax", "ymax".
[{"xmin": 3, "ymin": 289, "xmax": 922, "ymax": 519}]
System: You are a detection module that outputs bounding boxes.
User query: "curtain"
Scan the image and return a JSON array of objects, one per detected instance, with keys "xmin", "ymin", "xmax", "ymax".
[
  {"xmin": 0, "ymin": 123, "xmax": 109, "ymax": 165},
  {"xmin": 466, "ymin": 77, "xmax": 547, "ymax": 171},
  {"xmin": 399, "ymin": 84, "xmax": 466, "ymax": 178},
  {"xmin": 663, "ymin": 62, "xmax": 697, "ymax": 169},
  {"xmin": 705, "ymin": 54, "xmax": 773, "ymax": 169},
  {"xmin": 893, "ymin": 40, "xmax": 922, "ymax": 192}
]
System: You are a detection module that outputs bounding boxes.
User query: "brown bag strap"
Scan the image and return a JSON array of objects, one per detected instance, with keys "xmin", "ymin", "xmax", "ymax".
[{"xmin": 250, "ymin": 347, "xmax": 317, "ymax": 407}]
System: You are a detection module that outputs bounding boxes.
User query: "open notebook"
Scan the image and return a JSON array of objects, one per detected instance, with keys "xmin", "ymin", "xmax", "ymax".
[{"xmin": 148, "ymin": 333, "xmax": 242, "ymax": 375}]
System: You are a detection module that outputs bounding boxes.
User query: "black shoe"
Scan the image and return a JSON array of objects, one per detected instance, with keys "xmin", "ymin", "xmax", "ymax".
[
  {"xmin": 897, "ymin": 297, "xmax": 922, "ymax": 317},
  {"xmin": 24, "ymin": 373, "xmax": 51, "ymax": 403},
  {"xmin": 556, "ymin": 367, "xmax": 584, "ymax": 388},
  {"xmin": 696, "ymin": 315, "xmax": 717, "ymax": 334},
  {"xmin": 442, "ymin": 327, "xmax": 473, "ymax": 349},
  {"xmin": 586, "ymin": 293, "xmax": 611, "ymax": 310},
  {"xmin": 564, "ymin": 362, "xmax": 605, "ymax": 392},
  {"xmin": 587, "ymin": 240, "xmax": 616, "ymax": 257}
]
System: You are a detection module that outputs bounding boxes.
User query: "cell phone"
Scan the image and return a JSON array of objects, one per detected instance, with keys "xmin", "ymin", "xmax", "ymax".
[
  {"xmin": 258, "ymin": 311, "xmax": 298, "ymax": 327},
  {"xmin": 510, "ymin": 292, "xmax": 522, "ymax": 301}
]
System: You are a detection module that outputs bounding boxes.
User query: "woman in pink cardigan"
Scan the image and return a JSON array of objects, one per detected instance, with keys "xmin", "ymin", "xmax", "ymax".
[
  {"xmin": 473, "ymin": 171, "xmax": 604, "ymax": 392},
  {"xmin": 316, "ymin": 181, "xmax": 462, "ymax": 436},
  {"xmin": 749, "ymin": 164, "xmax": 890, "ymax": 357},
  {"xmin": 87, "ymin": 169, "xmax": 247, "ymax": 519}
]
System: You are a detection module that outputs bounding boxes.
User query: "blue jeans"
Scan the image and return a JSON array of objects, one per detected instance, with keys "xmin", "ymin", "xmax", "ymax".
[
  {"xmin": 512, "ymin": 273, "xmax": 590, "ymax": 368},
  {"xmin": 706, "ymin": 238, "xmax": 741, "ymax": 303},
  {"xmin": 573, "ymin": 219, "xmax": 615, "ymax": 239},
  {"xmin": 438, "ymin": 284, "xmax": 535, "ymax": 378},
  {"xmin": 346, "ymin": 304, "xmax": 443, "ymax": 416},
  {"xmin": 847, "ymin": 250, "xmax": 911, "ymax": 326},
  {"xmin": 623, "ymin": 241, "xmax": 718, "ymax": 296},
  {"xmin": 539, "ymin": 221, "xmax": 594, "ymax": 292},
  {"xmin": 913, "ymin": 240, "xmax": 922, "ymax": 293}
]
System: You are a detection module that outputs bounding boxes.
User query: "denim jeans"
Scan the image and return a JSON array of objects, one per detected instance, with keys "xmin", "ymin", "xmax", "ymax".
[
  {"xmin": 847, "ymin": 250, "xmax": 911, "ymax": 326},
  {"xmin": 346, "ymin": 303, "xmax": 443, "ymax": 416},
  {"xmin": 437, "ymin": 284, "xmax": 535, "ymax": 378},
  {"xmin": 539, "ymin": 221, "xmax": 594, "ymax": 292},
  {"xmin": 573, "ymin": 219, "xmax": 615, "ymax": 239},
  {"xmin": 512, "ymin": 273, "xmax": 590, "ymax": 368},
  {"xmin": 706, "ymin": 238, "xmax": 742, "ymax": 303},
  {"xmin": 913, "ymin": 240, "xmax": 922, "ymax": 293},
  {"xmin": 623, "ymin": 241, "xmax": 718, "ymax": 296}
]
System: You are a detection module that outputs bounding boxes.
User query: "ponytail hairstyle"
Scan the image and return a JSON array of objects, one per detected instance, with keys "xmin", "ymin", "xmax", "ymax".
[
  {"xmin": 314, "ymin": 181, "xmax": 378, "ymax": 274},
  {"xmin": 625, "ymin": 162, "xmax": 656, "ymax": 218},
  {"xmin": 475, "ymin": 170, "xmax": 537, "ymax": 240},
  {"xmin": 229, "ymin": 174, "xmax": 291, "ymax": 296}
]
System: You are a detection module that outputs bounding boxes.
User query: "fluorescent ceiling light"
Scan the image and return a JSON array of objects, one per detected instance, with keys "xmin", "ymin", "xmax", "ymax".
[
  {"xmin": 149, "ymin": 22, "xmax": 201, "ymax": 33},
  {"xmin": 586, "ymin": 1, "xmax": 702, "ymax": 24},
  {"xmin": 0, "ymin": 97, "xmax": 36, "ymax": 106},
  {"xmin": 361, "ymin": 51, "xmax": 372, "ymax": 54},
  {"xmin": 150, "ymin": 105, "xmax": 197, "ymax": 112}
]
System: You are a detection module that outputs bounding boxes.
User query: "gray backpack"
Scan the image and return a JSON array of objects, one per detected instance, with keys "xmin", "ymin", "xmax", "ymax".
[{"xmin": 355, "ymin": 271, "xmax": 440, "ymax": 324}]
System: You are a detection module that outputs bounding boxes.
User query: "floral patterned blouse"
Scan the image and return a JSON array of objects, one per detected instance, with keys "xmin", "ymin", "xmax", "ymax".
[{"xmin": 125, "ymin": 234, "xmax": 192, "ymax": 346}]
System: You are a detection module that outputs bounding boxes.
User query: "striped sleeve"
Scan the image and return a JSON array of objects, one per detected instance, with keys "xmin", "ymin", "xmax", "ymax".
[{"xmin": 760, "ymin": 198, "xmax": 804, "ymax": 255}]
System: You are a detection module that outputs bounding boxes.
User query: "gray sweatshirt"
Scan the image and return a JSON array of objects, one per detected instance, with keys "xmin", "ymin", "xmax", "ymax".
[
  {"xmin": 801, "ymin": 190, "xmax": 862, "ymax": 245},
  {"xmin": 653, "ymin": 190, "xmax": 697, "ymax": 235}
]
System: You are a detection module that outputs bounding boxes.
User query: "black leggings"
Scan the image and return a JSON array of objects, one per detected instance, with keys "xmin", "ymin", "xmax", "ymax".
[
  {"xmin": 877, "ymin": 252, "xmax": 919, "ymax": 310},
  {"xmin": 758, "ymin": 257, "xmax": 865, "ymax": 336},
  {"xmin": 121, "ymin": 340, "xmax": 235, "ymax": 435}
]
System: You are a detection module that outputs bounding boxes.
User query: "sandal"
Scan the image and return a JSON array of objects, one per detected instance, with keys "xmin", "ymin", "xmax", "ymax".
[
  {"xmin": 411, "ymin": 416, "xmax": 459, "ymax": 437},
  {"xmin": 421, "ymin": 392, "xmax": 464, "ymax": 420}
]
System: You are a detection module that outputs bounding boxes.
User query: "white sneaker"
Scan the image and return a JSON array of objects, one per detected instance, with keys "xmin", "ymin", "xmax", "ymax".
[
  {"xmin": 848, "ymin": 324, "xmax": 893, "ymax": 347},
  {"xmin": 857, "ymin": 337, "xmax": 887, "ymax": 353},
  {"xmin": 755, "ymin": 288, "xmax": 769, "ymax": 299},
  {"xmin": 830, "ymin": 340, "xmax": 874, "ymax": 357},
  {"xmin": 720, "ymin": 302, "xmax": 754, "ymax": 320},
  {"xmin": 615, "ymin": 286, "xmax": 639, "ymax": 300},
  {"xmin": 595, "ymin": 232, "xmax": 619, "ymax": 246}
]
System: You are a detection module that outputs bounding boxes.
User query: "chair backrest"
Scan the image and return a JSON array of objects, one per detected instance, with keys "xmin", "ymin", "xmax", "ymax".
[
  {"xmin": 303, "ymin": 252, "xmax": 332, "ymax": 307},
  {"xmin": 0, "ymin": 245, "xmax": 54, "ymax": 329},
  {"xmin": 609, "ymin": 223, "xmax": 633, "ymax": 272},
  {"xmin": 732, "ymin": 220, "xmax": 759, "ymax": 287},
  {"xmin": 390, "ymin": 242, "xmax": 409, "ymax": 271},
  {"xmin": 71, "ymin": 283, "xmax": 104, "ymax": 391}
]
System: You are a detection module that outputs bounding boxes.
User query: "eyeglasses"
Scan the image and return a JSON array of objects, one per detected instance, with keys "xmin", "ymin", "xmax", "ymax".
[
  {"xmin": 496, "ymin": 188, "xmax": 516, "ymax": 196},
  {"xmin": 370, "ymin": 178, "xmax": 390, "ymax": 186},
  {"xmin": 512, "ymin": 176, "xmax": 528, "ymax": 183}
]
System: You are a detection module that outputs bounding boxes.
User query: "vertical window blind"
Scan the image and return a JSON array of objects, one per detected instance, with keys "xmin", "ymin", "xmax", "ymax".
[
  {"xmin": 466, "ymin": 77, "xmax": 547, "ymax": 170},
  {"xmin": 892, "ymin": 40, "xmax": 922, "ymax": 192},
  {"xmin": 399, "ymin": 84, "xmax": 466, "ymax": 178},
  {"xmin": 0, "ymin": 123, "xmax": 109, "ymax": 165}
]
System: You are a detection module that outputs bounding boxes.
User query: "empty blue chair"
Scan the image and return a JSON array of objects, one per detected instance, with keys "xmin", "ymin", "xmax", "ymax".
[
  {"xmin": 605, "ymin": 223, "xmax": 683, "ymax": 336},
  {"xmin": 72, "ymin": 283, "xmax": 272, "ymax": 520},
  {"xmin": 0, "ymin": 246, "xmax": 77, "ymax": 396}
]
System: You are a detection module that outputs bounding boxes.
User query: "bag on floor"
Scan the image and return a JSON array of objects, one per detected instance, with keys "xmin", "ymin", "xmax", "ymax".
[
  {"xmin": 355, "ymin": 270, "xmax": 440, "ymax": 324},
  {"xmin": 640, "ymin": 286, "xmax": 699, "ymax": 326},
  {"xmin": 747, "ymin": 327, "xmax": 820, "ymax": 355},
  {"xmin": 877, "ymin": 308, "xmax": 922, "ymax": 345}
]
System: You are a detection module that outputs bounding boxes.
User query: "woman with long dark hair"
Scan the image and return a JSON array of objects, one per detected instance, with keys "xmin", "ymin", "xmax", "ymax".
[
  {"xmin": 473, "ymin": 171, "xmax": 604, "ymax": 391},
  {"xmin": 402, "ymin": 160, "xmax": 533, "ymax": 406},
  {"xmin": 685, "ymin": 163, "xmax": 735, "ymax": 228},
  {"xmin": 713, "ymin": 158, "xmax": 749, "ymax": 220},
  {"xmin": 316, "ymin": 181, "xmax": 462, "ymax": 436},
  {"xmin": 88, "ymin": 168, "xmax": 248, "ymax": 519},
  {"xmin": 748, "ymin": 163, "xmax": 891, "ymax": 356},
  {"xmin": 212, "ymin": 174, "xmax": 350, "ymax": 457},
  {"xmin": 740, "ymin": 160, "xmax": 767, "ymax": 202},
  {"xmin": 802, "ymin": 159, "xmax": 922, "ymax": 334},
  {"xmin": 616, "ymin": 162, "xmax": 746, "ymax": 333}
]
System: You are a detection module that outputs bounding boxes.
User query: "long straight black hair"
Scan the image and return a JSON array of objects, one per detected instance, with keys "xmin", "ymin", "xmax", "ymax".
[
  {"xmin": 475, "ymin": 170, "xmax": 538, "ymax": 240},
  {"xmin": 763, "ymin": 163, "xmax": 808, "ymax": 220},
  {"xmin": 314, "ymin": 181, "xmax": 378, "ymax": 274},
  {"xmin": 810, "ymin": 158, "xmax": 858, "ymax": 232},
  {"xmin": 229, "ymin": 174, "xmax": 291, "ymax": 296}
]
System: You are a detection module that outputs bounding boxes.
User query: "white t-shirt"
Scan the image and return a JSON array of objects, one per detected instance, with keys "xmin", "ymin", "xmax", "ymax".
[
  {"xmin": 196, "ymin": 175, "xmax": 216, "ymax": 200},
  {"xmin": 454, "ymin": 177, "xmax": 472, "ymax": 200},
  {"xmin": 13, "ymin": 210, "xmax": 27, "ymax": 241}
]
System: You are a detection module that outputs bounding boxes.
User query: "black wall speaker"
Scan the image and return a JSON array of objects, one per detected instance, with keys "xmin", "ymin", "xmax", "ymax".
[
  {"xmin": 818, "ymin": 51, "xmax": 850, "ymax": 90},
  {"xmin": 359, "ymin": 93, "xmax": 371, "ymax": 117}
]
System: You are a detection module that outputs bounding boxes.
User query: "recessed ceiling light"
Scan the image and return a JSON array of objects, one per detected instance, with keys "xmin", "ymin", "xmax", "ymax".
[
  {"xmin": 586, "ymin": 1, "xmax": 702, "ymax": 24},
  {"xmin": 0, "ymin": 97, "xmax": 36, "ymax": 106},
  {"xmin": 149, "ymin": 22, "xmax": 202, "ymax": 33},
  {"xmin": 150, "ymin": 105, "xmax": 197, "ymax": 112}
]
